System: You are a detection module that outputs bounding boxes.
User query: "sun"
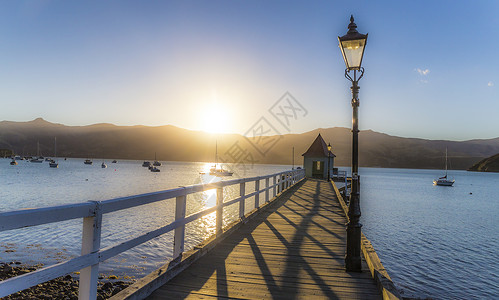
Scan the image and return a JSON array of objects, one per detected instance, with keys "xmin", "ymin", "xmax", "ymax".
[{"xmin": 199, "ymin": 94, "xmax": 233, "ymax": 133}]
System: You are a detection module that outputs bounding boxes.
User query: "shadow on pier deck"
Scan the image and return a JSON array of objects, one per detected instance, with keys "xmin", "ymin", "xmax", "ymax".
[{"xmin": 144, "ymin": 178, "xmax": 381, "ymax": 299}]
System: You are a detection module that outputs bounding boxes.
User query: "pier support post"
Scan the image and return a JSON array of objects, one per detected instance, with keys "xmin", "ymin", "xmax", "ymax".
[
  {"xmin": 173, "ymin": 194, "xmax": 187, "ymax": 258},
  {"xmin": 216, "ymin": 187, "xmax": 223, "ymax": 236},
  {"xmin": 79, "ymin": 202, "xmax": 102, "ymax": 300}
]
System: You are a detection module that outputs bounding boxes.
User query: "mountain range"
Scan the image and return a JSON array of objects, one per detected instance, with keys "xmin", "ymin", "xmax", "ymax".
[{"xmin": 1, "ymin": 118, "xmax": 498, "ymax": 170}]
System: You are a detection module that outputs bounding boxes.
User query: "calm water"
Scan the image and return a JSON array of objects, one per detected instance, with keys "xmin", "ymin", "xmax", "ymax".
[
  {"xmin": 360, "ymin": 168, "xmax": 499, "ymax": 299},
  {"xmin": 1, "ymin": 160, "xmax": 498, "ymax": 299}
]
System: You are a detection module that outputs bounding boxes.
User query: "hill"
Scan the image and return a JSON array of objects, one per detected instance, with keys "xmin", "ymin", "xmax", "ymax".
[
  {"xmin": 1, "ymin": 118, "xmax": 498, "ymax": 170},
  {"xmin": 467, "ymin": 153, "xmax": 499, "ymax": 172}
]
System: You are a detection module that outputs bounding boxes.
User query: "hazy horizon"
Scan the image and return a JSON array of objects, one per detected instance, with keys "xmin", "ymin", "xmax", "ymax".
[{"xmin": 3, "ymin": 117, "xmax": 498, "ymax": 143}]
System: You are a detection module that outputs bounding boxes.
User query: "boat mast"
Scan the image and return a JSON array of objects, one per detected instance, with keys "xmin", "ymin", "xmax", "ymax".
[
  {"xmin": 215, "ymin": 140, "xmax": 218, "ymax": 168},
  {"xmin": 445, "ymin": 147, "xmax": 448, "ymax": 177}
]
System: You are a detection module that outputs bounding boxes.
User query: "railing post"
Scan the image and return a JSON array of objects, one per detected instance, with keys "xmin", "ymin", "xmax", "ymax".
[
  {"xmin": 239, "ymin": 182, "xmax": 245, "ymax": 219},
  {"xmin": 265, "ymin": 178, "xmax": 269, "ymax": 202},
  {"xmin": 273, "ymin": 176, "xmax": 277, "ymax": 197},
  {"xmin": 254, "ymin": 180, "xmax": 260, "ymax": 209},
  {"xmin": 79, "ymin": 202, "xmax": 102, "ymax": 300},
  {"xmin": 216, "ymin": 187, "xmax": 223, "ymax": 236},
  {"xmin": 173, "ymin": 194, "xmax": 187, "ymax": 258}
]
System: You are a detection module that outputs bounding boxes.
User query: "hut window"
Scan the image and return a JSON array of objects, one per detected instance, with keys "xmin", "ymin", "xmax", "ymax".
[{"xmin": 316, "ymin": 161, "xmax": 320, "ymax": 170}]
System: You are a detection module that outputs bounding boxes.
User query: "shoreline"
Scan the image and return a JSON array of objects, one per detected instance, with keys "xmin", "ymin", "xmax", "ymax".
[{"xmin": 0, "ymin": 262, "xmax": 133, "ymax": 299}]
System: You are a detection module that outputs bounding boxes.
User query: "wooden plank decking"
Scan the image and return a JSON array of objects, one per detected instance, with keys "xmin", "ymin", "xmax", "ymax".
[{"xmin": 147, "ymin": 178, "xmax": 381, "ymax": 299}]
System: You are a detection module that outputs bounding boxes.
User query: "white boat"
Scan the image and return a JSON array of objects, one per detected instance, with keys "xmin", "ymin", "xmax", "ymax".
[
  {"xmin": 49, "ymin": 137, "xmax": 58, "ymax": 168},
  {"xmin": 210, "ymin": 167, "xmax": 233, "ymax": 177},
  {"xmin": 207, "ymin": 141, "xmax": 233, "ymax": 177},
  {"xmin": 434, "ymin": 148, "xmax": 454, "ymax": 186}
]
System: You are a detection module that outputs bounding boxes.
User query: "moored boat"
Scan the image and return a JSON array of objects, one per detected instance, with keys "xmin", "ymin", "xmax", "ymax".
[{"xmin": 434, "ymin": 148, "xmax": 454, "ymax": 186}]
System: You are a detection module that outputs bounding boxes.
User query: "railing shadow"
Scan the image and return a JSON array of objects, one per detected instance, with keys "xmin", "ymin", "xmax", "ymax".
[{"xmin": 153, "ymin": 179, "xmax": 352, "ymax": 299}]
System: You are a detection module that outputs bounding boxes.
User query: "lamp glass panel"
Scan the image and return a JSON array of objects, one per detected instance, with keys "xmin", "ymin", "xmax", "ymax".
[{"xmin": 341, "ymin": 39, "xmax": 366, "ymax": 69}]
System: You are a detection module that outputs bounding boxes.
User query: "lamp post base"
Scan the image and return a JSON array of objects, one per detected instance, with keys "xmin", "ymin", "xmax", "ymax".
[{"xmin": 345, "ymin": 221, "xmax": 362, "ymax": 272}]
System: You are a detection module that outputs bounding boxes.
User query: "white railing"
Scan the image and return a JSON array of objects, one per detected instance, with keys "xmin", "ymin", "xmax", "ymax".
[{"xmin": 0, "ymin": 168, "xmax": 305, "ymax": 299}]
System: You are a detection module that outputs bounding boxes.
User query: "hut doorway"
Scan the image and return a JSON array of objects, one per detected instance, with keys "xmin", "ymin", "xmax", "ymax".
[{"xmin": 312, "ymin": 161, "xmax": 324, "ymax": 178}]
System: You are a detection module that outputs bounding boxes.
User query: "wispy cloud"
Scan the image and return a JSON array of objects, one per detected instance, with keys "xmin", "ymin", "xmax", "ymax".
[
  {"xmin": 488, "ymin": 81, "xmax": 494, "ymax": 87},
  {"xmin": 416, "ymin": 68, "xmax": 430, "ymax": 76}
]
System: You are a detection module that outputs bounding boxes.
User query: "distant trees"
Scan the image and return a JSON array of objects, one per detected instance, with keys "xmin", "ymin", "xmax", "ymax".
[{"xmin": 0, "ymin": 149, "xmax": 13, "ymax": 157}]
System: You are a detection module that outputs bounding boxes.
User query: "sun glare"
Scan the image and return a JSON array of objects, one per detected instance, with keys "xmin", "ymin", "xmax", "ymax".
[{"xmin": 198, "ymin": 91, "xmax": 233, "ymax": 134}]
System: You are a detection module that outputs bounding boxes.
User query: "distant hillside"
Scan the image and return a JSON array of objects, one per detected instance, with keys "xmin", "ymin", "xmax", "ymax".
[
  {"xmin": 468, "ymin": 153, "xmax": 499, "ymax": 172},
  {"xmin": 1, "ymin": 118, "xmax": 498, "ymax": 170}
]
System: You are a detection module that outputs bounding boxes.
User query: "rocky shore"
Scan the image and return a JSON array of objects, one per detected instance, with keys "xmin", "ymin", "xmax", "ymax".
[{"xmin": 0, "ymin": 262, "xmax": 133, "ymax": 299}]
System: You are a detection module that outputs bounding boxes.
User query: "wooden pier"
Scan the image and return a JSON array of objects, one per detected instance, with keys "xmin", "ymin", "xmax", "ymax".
[
  {"xmin": 126, "ymin": 179, "xmax": 385, "ymax": 299},
  {"xmin": 1, "ymin": 169, "xmax": 398, "ymax": 299}
]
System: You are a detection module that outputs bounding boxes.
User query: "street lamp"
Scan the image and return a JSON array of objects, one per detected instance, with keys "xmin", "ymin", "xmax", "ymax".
[
  {"xmin": 338, "ymin": 15, "xmax": 367, "ymax": 272},
  {"xmin": 327, "ymin": 143, "xmax": 332, "ymax": 181}
]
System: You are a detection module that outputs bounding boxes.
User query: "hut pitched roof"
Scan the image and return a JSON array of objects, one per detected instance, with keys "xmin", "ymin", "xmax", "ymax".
[{"xmin": 302, "ymin": 134, "xmax": 336, "ymax": 158}]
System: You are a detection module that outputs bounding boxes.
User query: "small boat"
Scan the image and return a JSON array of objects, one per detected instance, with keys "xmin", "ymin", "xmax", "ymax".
[
  {"xmin": 10, "ymin": 159, "xmax": 17, "ymax": 165},
  {"xmin": 112, "ymin": 160, "xmax": 117, "ymax": 163},
  {"xmin": 84, "ymin": 159, "xmax": 93, "ymax": 165},
  {"xmin": 207, "ymin": 141, "xmax": 233, "ymax": 177},
  {"xmin": 153, "ymin": 152, "xmax": 162, "ymax": 166},
  {"xmin": 434, "ymin": 148, "xmax": 454, "ymax": 186},
  {"xmin": 150, "ymin": 167, "xmax": 160, "ymax": 172},
  {"xmin": 30, "ymin": 157, "xmax": 43, "ymax": 163},
  {"xmin": 49, "ymin": 137, "xmax": 59, "ymax": 168},
  {"xmin": 210, "ymin": 167, "xmax": 233, "ymax": 177},
  {"xmin": 142, "ymin": 161, "xmax": 151, "ymax": 167},
  {"xmin": 101, "ymin": 162, "xmax": 107, "ymax": 168}
]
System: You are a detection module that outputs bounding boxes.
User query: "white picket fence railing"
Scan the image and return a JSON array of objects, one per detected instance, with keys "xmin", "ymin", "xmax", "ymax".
[{"xmin": 0, "ymin": 168, "xmax": 305, "ymax": 299}]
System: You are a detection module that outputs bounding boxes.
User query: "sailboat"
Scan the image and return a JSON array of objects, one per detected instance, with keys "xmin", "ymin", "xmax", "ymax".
[
  {"xmin": 30, "ymin": 142, "xmax": 43, "ymax": 163},
  {"xmin": 208, "ymin": 141, "xmax": 233, "ymax": 177},
  {"xmin": 433, "ymin": 148, "xmax": 455, "ymax": 186},
  {"xmin": 153, "ymin": 152, "xmax": 162, "ymax": 166},
  {"xmin": 49, "ymin": 137, "xmax": 59, "ymax": 168}
]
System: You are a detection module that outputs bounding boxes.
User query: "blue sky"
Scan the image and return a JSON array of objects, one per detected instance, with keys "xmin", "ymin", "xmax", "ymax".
[{"xmin": 0, "ymin": 1, "xmax": 498, "ymax": 140}]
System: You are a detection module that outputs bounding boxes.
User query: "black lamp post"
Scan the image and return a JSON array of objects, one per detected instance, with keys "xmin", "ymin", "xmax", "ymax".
[
  {"xmin": 327, "ymin": 143, "xmax": 332, "ymax": 181},
  {"xmin": 338, "ymin": 15, "xmax": 367, "ymax": 272}
]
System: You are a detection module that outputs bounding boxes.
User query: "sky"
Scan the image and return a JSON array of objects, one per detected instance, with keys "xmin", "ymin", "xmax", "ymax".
[{"xmin": 0, "ymin": 1, "xmax": 498, "ymax": 141}]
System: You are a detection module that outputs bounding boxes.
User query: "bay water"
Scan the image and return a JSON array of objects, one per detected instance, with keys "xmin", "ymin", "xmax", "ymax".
[{"xmin": 1, "ymin": 159, "xmax": 498, "ymax": 299}]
